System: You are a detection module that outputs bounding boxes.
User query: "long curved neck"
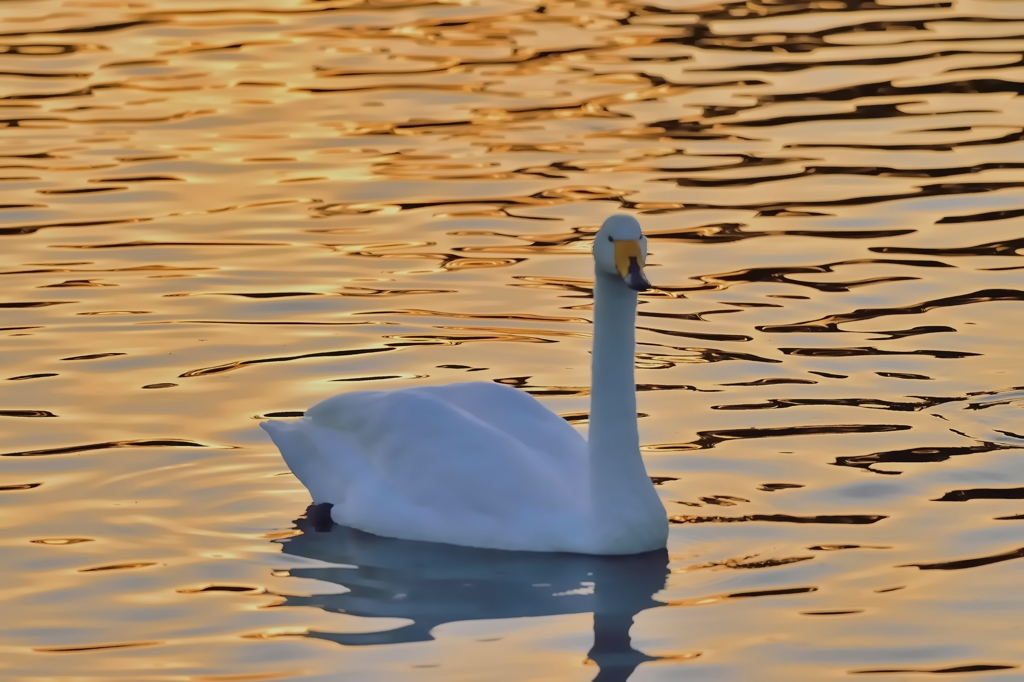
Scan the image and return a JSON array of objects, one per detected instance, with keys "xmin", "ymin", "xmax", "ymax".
[{"xmin": 588, "ymin": 271, "xmax": 648, "ymax": 501}]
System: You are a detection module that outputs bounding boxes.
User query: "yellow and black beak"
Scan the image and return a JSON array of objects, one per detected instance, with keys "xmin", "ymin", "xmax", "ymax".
[{"xmin": 613, "ymin": 239, "xmax": 650, "ymax": 292}]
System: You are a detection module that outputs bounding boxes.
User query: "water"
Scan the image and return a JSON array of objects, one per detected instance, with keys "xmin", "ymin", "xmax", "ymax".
[{"xmin": 1, "ymin": 0, "xmax": 1023, "ymax": 678}]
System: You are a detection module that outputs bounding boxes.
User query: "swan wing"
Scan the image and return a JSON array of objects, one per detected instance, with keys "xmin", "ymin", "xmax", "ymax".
[
  {"xmin": 263, "ymin": 383, "xmax": 588, "ymax": 547},
  {"xmin": 390, "ymin": 382, "xmax": 587, "ymax": 465}
]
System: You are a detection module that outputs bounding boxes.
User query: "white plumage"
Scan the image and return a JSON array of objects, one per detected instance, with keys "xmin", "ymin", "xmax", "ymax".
[{"xmin": 262, "ymin": 215, "xmax": 669, "ymax": 554}]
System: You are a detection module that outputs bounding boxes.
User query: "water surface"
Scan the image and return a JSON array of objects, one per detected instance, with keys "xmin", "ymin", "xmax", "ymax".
[{"xmin": 1, "ymin": 0, "xmax": 1023, "ymax": 679}]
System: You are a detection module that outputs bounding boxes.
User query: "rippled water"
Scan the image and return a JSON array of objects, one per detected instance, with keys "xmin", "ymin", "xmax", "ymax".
[{"xmin": 2, "ymin": 0, "xmax": 1024, "ymax": 678}]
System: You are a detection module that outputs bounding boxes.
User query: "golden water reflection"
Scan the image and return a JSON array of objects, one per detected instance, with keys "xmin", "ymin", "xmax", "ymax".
[{"xmin": 1, "ymin": 0, "xmax": 1023, "ymax": 678}]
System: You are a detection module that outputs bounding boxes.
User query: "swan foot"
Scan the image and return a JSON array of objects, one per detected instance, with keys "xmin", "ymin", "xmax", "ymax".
[{"xmin": 305, "ymin": 503, "xmax": 334, "ymax": 533}]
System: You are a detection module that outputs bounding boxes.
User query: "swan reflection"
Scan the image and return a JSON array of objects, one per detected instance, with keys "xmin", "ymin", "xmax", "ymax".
[{"xmin": 275, "ymin": 509, "xmax": 669, "ymax": 681}]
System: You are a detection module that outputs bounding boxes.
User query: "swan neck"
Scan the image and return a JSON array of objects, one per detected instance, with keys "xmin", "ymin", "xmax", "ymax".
[{"xmin": 588, "ymin": 271, "xmax": 643, "ymax": 484}]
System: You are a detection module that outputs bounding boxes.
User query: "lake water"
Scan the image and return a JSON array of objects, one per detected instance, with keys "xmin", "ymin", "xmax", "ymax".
[{"xmin": 2, "ymin": 0, "xmax": 1023, "ymax": 679}]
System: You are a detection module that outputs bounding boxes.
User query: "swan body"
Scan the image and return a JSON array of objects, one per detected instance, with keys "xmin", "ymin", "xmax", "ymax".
[{"xmin": 262, "ymin": 215, "xmax": 669, "ymax": 554}]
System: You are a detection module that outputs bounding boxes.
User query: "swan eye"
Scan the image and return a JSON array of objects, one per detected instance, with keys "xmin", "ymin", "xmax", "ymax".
[{"xmin": 607, "ymin": 236, "xmax": 613, "ymax": 242}]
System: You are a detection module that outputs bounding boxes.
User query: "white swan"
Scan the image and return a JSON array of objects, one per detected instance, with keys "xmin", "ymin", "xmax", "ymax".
[{"xmin": 261, "ymin": 215, "xmax": 668, "ymax": 554}]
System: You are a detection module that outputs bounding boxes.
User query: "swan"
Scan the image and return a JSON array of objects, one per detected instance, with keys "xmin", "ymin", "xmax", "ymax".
[{"xmin": 261, "ymin": 215, "xmax": 669, "ymax": 554}]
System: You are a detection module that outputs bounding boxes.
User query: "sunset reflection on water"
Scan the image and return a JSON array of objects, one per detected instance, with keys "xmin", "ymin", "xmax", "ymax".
[{"xmin": 1, "ymin": 0, "xmax": 1023, "ymax": 679}]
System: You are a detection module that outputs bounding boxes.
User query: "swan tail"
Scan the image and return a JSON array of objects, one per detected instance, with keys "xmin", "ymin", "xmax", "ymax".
[{"xmin": 261, "ymin": 419, "xmax": 351, "ymax": 506}]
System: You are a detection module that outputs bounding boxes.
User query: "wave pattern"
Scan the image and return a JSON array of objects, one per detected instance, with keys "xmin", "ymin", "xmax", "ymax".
[{"xmin": 1, "ymin": 0, "xmax": 1023, "ymax": 679}]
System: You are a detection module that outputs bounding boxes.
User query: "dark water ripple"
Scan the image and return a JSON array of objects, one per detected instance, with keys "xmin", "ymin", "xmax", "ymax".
[{"xmin": 1, "ymin": 0, "xmax": 1023, "ymax": 678}]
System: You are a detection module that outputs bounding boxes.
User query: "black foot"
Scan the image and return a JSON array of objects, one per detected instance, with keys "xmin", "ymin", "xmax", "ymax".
[{"xmin": 306, "ymin": 503, "xmax": 335, "ymax": 532}]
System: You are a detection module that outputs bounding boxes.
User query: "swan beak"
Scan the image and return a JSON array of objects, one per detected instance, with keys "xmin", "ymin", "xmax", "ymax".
[{"xmin": 614, "ymin": 240, "xmax": 650, "ymax": 292}]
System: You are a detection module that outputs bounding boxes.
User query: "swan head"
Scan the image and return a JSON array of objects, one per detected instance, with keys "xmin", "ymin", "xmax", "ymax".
[{"xmin": 593, "ymin": 215, "xmax": 650, "ymax": 292}]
